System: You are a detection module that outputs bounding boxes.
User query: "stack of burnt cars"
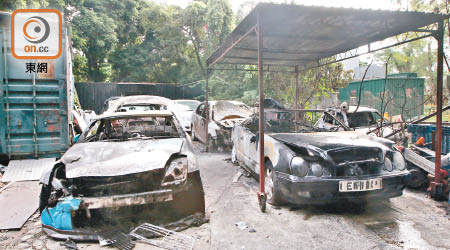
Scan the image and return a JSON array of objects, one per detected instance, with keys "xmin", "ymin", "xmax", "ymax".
[{"xmin": 39, "ymin": 95, "xmax": 205, "ymax": 240}]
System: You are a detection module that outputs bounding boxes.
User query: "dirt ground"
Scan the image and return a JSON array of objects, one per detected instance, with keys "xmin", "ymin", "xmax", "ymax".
[{"xmin": 1, "ymin": 142, "xmax": 450, "ymax": 250}]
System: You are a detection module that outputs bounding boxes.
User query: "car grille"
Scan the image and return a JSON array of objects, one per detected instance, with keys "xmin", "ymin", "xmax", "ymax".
[
  {"xmin": 72, "ymin": 169, "xmax": 165, "ymax": 197},
  {"xmin": 327, "ymin": 147, "xmax": 383, "ymax": 177}
]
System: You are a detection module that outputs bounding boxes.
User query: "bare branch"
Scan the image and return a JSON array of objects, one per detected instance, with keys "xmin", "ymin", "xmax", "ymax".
[{"xmin": 354, "ymin": 59, "xmax": 374, "ymax": 113}]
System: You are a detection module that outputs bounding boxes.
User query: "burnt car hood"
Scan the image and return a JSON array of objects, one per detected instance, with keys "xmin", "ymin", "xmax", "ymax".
[
  {"xmin": 61, "ymin": 138, "xmax": 184, "ymax": 178},
  {"xmin": 270, "ymin": 131, "xmax": 393, "ymax": 152}
]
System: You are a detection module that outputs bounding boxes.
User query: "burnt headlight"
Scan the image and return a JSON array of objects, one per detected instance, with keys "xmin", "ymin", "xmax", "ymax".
[
  {"xmin": 393, "ymin": 151, "xmax": 406, "ymax": 170},
  {"xmin": 310, "ymin": 163, "xmax": 323, "ymax": 177},
  {"xmin": 290, "ymin": 157, "xmax": 308, "ymax": 177},
  {"xmin": 162, "ymin": 157, "xmax": 188, "ymax": 186},
  {"xmin": 384, "ymin": 156, "xmax": 393, "ymax": 172}
]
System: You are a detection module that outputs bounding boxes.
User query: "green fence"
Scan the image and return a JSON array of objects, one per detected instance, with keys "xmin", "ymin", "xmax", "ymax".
[{"xmin": 339, "ymin": 73, "xmax": 425, "ymax": 119}]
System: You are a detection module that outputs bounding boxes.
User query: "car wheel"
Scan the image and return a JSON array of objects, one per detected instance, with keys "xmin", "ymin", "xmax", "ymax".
[
  {"xmin": 231, "ymin": 144, "xmax": 238, "ymax": 164},
  {"xmin": 265, "ymin": 161, "xmax": 281, "ymax": 205}
]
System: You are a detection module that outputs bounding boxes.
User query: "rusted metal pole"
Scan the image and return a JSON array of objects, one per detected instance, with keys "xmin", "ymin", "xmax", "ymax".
[
  {"xmin": 432, "ymin": 20, "xmax": 444, "ymax": 197},
  {"xmin": 294, "ymin": 66, "xmax": 299, "ymax": 121},
  {"xmin": 257, "ymin": 10, "xmax": 266, "ymax": 212},
  {"xmin": 205, "ymin": 69, "xmax": 210, "ymax": 152}
]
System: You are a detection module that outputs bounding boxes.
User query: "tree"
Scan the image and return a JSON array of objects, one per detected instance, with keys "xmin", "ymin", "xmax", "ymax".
[{"xmin": 71, "ymin": 3, "xmax": 117, "ymax": 81}]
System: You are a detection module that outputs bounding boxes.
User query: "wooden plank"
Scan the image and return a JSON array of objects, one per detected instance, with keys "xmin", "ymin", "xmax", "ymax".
[
  {"xmin": 404, "ymin": 148, "xmax": 435, "ymax": 175},
  {"xmin": 0, "ymin": 181, "xmax": 40, "ymax": 229}
]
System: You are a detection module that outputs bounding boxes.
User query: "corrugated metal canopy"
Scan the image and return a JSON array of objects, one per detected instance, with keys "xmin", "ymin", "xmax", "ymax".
[{"xmin": 206, "ymin": 3, "xmax": 449, "ymax": 69}]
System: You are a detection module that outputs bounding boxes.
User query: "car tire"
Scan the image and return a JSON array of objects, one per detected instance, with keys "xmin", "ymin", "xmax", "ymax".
[
  {"xmin": 231, "ymin": 144, "xmax": 238, "ymax": 164},
  {"xmin": 265, "ymin": 160, "xmax": 282, "ymax": 206}
]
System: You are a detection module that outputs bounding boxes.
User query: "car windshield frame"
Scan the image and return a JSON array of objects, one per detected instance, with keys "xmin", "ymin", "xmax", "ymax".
[
  {"xmin": 78, "ymin": 114, "xmax": 184, "ymax": 143},
  {"xmin": 247, "ymin": 110, "xmax": 349, "ymax": 134},
  {"xmin": 347, "ymin": 111, "xmax": 383, "ymax": 128}
]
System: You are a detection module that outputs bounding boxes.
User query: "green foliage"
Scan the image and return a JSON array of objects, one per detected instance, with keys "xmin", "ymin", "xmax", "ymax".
[
  {"xmin": 376, "ymin": 0, "xmax": 449, "ymax": 104},
  {"xmin": 72, "ymin": 53, "xmax": 88, "ymax": 82},
  {"xmin": 1, "ymin": 0, "xmax": 354, "ymax": 108}
]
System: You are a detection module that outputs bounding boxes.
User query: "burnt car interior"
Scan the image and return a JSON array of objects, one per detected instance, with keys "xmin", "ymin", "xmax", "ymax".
[
  {"xmin": 347, "ymin": 111, "xmax": 382, "ymax": 128},
  {"xmin": 244, "ymin": 110, "xmax": 349, "ymax": 135},
  {"xmin": 83, "ymin": 116, "xmax": 181, "ymax": 142}
]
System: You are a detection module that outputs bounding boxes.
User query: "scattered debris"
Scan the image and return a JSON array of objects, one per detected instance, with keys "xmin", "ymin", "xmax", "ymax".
[
  {"xmin": 161, "ymin": 213, "xmax": 209, "ymax": 232},
  {"xmin": 249, "ymin": 228, "xmax": 256, "ymax": 233},
  {"xmin": 0, "ymin": 181, "xmax": 40, "ymax": 230},
  {"xmin": 98, "ymin": 228, "xmax": 135, "ymax": 250},
  {"xmin": 61, "ymin": 238, "xmax": 78, "ymax": 250},
  {"xmin": 233, "ymin": 171, "xmax": 243, "ymax": 183},
  {"xmin": 235, "ymin": 221, "xmax": 248, "ymax": 230},
  {"xmin": 130, "ymin": 223, "xmax": 194, "ymax": 250},
  {"xmin": 1, "ymin": 158, "xmax": 55, "ymax": 182}
]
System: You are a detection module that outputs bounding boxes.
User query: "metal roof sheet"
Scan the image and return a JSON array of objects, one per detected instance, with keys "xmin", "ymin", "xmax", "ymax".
[{"xmin": 206, "ymin": 3, "xmax": 449, "ymax": 69}]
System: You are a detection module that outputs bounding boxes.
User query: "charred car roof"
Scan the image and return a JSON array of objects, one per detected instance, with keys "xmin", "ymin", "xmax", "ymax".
[{"xmin": 95, "ymin": 110, "xmax": 174, "ymax": 119}]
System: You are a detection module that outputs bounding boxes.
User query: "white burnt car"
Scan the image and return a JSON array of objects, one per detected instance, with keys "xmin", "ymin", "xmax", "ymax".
[
  {"xmin": 191, "ymin": 100, "xmax": 253, "ymax": 150},
  {"xmin": 168, "ymin": 100, "xmax": 201, "ymax": 132},
  {"xmin": 104, "ymin": 95, "xmax": 173, "ymax": 114},
  {"xmin": 39, "ymin": 111, "xmax": 205, "ymax": 240}
]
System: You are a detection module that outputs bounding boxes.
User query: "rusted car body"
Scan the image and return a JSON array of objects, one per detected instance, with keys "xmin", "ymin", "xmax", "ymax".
[
  {"xmin": 39, "ymin": 111, "xmax": 205, "ymax": 240},
  {"xmin": 191, "ymin": 100, "xmax": 253, "ymax": 150},
  {"xmin": 104, "ymin": 95, "xmax": 173, "ymax": 114},
  {"xmin": 231, "ymin": 110, "xmax": 409, "ymax": 205}
]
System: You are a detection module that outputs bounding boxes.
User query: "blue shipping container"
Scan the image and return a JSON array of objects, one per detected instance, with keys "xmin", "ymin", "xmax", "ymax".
[{"xmin": 0, "ymin": 13, "xmax": 71, "ymax": 159}]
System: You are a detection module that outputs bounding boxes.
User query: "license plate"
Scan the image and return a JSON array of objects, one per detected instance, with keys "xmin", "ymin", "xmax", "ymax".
[{"xmin": 339, "ymin": 178, "xmax": 382, "ymax": 192}]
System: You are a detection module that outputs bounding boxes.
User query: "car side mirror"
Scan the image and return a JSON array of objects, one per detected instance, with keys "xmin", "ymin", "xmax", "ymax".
[{"xmin": 250, "ymin": 135, "xmax": 257, "ymax": 143}]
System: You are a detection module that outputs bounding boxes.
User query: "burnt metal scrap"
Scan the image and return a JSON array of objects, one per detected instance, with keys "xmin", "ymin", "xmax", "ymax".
[
  {"xmin": 231, "ymin": 110, "xmax": 409, "ymax": 206},
  {"xmin": 39, "ymin": 111, "xmax": 206, "ymax": 241}
]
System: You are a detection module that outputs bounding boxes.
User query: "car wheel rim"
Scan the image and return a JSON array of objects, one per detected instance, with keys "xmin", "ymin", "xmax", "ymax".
[{"xmin": 265, "ymin": 168, "xmax": 274, "ymax": 200}]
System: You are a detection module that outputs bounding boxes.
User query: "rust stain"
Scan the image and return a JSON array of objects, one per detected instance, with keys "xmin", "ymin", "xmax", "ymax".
[{"xmin": 48, "ymin": 124, "xmax": 56, "ymax": 132}]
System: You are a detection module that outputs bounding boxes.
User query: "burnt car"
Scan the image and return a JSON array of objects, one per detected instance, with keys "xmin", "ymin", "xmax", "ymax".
[
  {"xmin": 231, "ymin": 110, "xmax": 409, "ymax": 205},
  {"xmin": 318, "ymin": 104, "xmax": 398, "ymax": 139},
  {"xmin": 191, "ymin": 100, "xmax": 253, "ymax": 151},
  {"xmin": 39, "ymin": 111, "xmax": 205, "ymax": 240},
  {"xmin": 104, "ymin": 95, "xmax": 173, "ymax": 114},
  {"xmin": 168, "ymin": 99, "xmax": 201, "ymax": 132}
]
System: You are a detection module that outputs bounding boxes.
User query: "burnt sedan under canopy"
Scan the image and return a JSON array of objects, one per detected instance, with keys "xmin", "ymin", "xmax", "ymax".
[
  {"xmin": 191, "ymin": 100, "xmax": 253, "ymax": 151},
  {"xmin": 231, "ymin": 110, "xmax": 409, "ymax": 205},
  {"xmin": 39, "ymin": 111, "xmax": 205, "ymax": 240}
]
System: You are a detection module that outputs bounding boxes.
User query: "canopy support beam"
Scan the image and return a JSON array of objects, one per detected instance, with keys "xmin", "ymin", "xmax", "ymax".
[
  {"xmin": 257, "ymin": 10, "xmax": 267, "ymax": 212},
  {"xmin": 431, "ymin": 19, "xmax": 444, "ymax": 198}
]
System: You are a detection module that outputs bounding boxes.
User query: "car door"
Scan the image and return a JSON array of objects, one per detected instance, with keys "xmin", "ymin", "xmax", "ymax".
[
  {"xmin": 238, "ymin": 118, "xmax": 259, "ymax": 173},
  {"xmin": 193, "ymin": 104, "xmax": 206, "ymax": 142}
]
